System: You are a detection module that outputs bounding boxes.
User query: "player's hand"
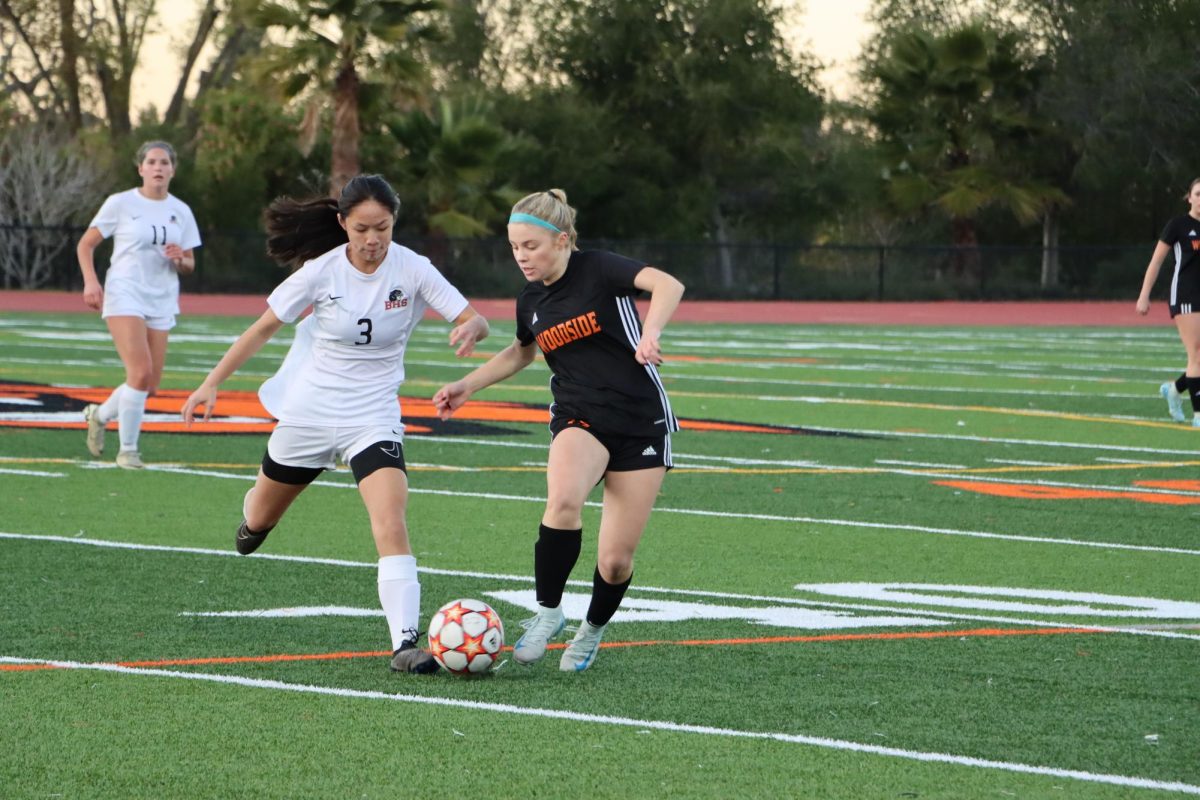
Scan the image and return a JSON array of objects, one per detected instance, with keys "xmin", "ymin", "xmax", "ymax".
[
  {"xmin": 433, "ymin": 380, "xmax": 471, "ymax": 420},
  {"xmin": 1136, "ymin": 297, "xmax": 1150, "ymax": 316},
  {"xmin": 634, "ymin": 328, "xmax": 664, "ymax": 365},
  {"xmin": 82, "ymin": 280, "xmax": 103, "ymax": 310},
  {"xmin": 449, "ymin": 315, "xmax": 488, "ymax": 358},
  {"xmin": 182, "ymin": 385, "xmax": 217, "ymax": 426}
]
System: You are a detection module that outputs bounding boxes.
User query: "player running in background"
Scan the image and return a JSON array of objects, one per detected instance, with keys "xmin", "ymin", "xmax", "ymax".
[
  {"xmin": 1137, "ymin": 177, "xmax": 1200, "ymax": 425},
  {"xmin": 433, "ymin": 189, "xmax": 685, "ymax": 672},
  {"xmin": 181, "ymin": 174, "xmax": 489, "ymax": 674},
  {"xmin": 77, "ymin": 141, "xmax": 201, "ymax": 469}
]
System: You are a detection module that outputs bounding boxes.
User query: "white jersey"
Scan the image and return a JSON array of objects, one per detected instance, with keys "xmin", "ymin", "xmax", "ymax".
[
  {"xmin": 89, "ymin": 189, "xmax": 202, "ymax": 315},
  {"xmin": 259, "ymin": 243, "xmax": 469, "ymax": 428}
]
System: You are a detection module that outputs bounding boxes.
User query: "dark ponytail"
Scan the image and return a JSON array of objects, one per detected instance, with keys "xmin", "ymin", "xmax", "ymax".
[{"xmin": 264, "ymin": 174, "xmax": 402, "ymax": 269}]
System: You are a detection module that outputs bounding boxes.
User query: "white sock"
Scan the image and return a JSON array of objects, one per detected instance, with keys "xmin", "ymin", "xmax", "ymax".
[
  {"xmin": 377, "ymin": 555, "xmax": 420, "ymax": 651},
  {"xmin": 98, "ymin": 384, "xmax": 126, "ymax": 422},
  {"xmin": 117, "ymin": 387, "xmax": 149, "ymax": 452}
]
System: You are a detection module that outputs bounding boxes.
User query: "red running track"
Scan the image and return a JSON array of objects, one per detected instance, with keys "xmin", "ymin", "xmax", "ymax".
[{"xmin": 0, "ymin": 289, "xmax": 1168, "ymax": 327}]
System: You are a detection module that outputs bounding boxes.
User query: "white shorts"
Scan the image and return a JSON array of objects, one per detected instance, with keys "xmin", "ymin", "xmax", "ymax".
[
  {"xmin": 102, "ymin": 279, "xmax": 177, "ymax": 331},
  {"xmin": 266, "ymin": 423, "xmax": 404, "ymax": 470}
]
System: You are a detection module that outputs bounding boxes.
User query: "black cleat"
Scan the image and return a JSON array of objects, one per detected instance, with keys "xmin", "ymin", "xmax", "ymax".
[
  {"xmin": 235, "ymin": 520, "xmax": 273, "ymax": 555},
  {"xmin": 390, "ymin": 640, "xmax": 439, "ymax": 674}
]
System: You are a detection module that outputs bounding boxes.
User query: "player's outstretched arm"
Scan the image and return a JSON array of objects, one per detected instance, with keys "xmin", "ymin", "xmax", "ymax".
[
  {"xmin": 433, "ymin": 338, "xmax": 536, "ymax": 420},
  {"xmin": 182, "ymin": 309, "xmax": 285, "ymax": 425}
]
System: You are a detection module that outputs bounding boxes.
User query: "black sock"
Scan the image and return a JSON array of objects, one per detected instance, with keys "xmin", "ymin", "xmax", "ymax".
[
  {"xmin": 1175, "ymin": 373, "xmax": 1189, "ymax": 394},
  {"xmin": 533, "ymin": 524, "xmax": 582, "ymax": 608},
  {"xmin": 1187, "ymin": 376, "xmax": 1200, "ymax": 416},
  {"xmin": 586, "ymin": 566, "xmax": 632, "ymax": 627}
]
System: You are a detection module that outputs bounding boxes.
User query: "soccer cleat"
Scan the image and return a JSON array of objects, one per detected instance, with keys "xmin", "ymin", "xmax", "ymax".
[
  {"xmin": 235, "ymin": 520, "xmax": 272, "ymax": 555},
  {"xmin": 115, "ymin": 450, "xmax": 144, "ymax": 469},
  {"xmin": 390, "ymin": 640, "xmax": 439, "ymax": 674},
  {"xmin": 1161, "ymin": 382, "xmax": 1187, "ymax": 422},
  {"xmin": 82, "ymin": 403, "xmax": 105, "ymax": 456},
  {"xmin": 512, "ymin": 605, "xmax": 566, "ymax": 665},
  {"xmin": 559, "ymin": 620, "xmax": 607, "ymax": 672}
]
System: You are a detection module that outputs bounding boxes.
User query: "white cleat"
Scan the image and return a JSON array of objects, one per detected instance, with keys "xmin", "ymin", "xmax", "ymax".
[
  {"xmin": 1161, "ymin": 382, "xmax": 1186, "ymax": 423},
  {"xmin": 83, "ymin": 403, "xmax": 105, "ymax": 457},
  {"xmin": 559, "ymin": 620, "xmax": 607, "ymax": 672},
  {"xmin": 512, "ymin": 605, "xmax": 566, "ymax": 665},
  {"xmin": 115, "ymin": 450, "xmax": 144, "ymax": 470}
]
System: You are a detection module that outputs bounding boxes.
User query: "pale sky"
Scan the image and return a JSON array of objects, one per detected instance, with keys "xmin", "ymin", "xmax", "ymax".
[{"xmin": 131, "ymin": 0, "xmax": 875, "ymax": 115}]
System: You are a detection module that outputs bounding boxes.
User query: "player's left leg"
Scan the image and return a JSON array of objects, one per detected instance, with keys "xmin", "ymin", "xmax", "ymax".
[
  {"xmin": 560, "ymin": 465, "xmax": 667, "ymax": 672},
  {"xmin": 1175, "ymin": 313, "xmax": 1200, "ymax": 426},
  {"xmin": 353, "ymin": 444, "xmax": 437, "ymax": 674},
  {"xmin": 145, "ymin": 325, "xmax": 169, "ymax": 397}
]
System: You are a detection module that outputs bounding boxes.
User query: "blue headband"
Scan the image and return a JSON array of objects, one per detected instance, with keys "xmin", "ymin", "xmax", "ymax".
[{"xmin": 509, "ymin": 212, "xmax": 562, "ymax": 233}]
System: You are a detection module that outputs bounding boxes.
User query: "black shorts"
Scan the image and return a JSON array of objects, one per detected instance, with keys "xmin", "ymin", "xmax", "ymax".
[
  {"xmin": 549, "ymin": 416, "xmax": 673, "ymax": 472},
  {"xmin": 1170, "ymin": 301, "xmax": 1199, "ymax": 318},
  {"xmin": 262, "ymin": 440, "xmax": 406, "ymax": 486}
]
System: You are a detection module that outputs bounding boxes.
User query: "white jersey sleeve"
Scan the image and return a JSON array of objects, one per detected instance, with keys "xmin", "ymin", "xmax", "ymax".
[
  {"xmin": 412, "ymin": 253, "xmax": 470, "ymax": 321},
  {"xmin": 176, "ymin": 202, "xmax": 202, "ymax": 250},
  {"xmin": 89, "ymin": 194, "xmax": 122, "ymax": 238},
  {"xmin": 267, "ymin": 263, "xmax": 319, "ymax": 323}
]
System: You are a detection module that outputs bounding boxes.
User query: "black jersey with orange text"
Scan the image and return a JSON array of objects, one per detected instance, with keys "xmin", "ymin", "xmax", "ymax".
[
  {"xmin": 1159, "ymin": 215, "xmax": 1200, "ymax": 307},
  {"xmin": 515, "ymin": 250, "xmax": 679, "ymax": 437}
]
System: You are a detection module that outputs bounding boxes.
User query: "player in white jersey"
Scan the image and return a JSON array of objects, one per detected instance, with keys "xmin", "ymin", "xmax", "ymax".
[
  {"xmin": 181, "ymin": 175, "xmax": 490, "ymax": 674},
  {"xmin": 77, "ymin": 141, "xmax": 201, "ymax": 469}
]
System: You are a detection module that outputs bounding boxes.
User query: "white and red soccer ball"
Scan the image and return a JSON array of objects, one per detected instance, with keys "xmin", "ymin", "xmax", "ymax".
[{"xmin": 427, "ymin": 598, "xmax": 505, "ymax": 675}]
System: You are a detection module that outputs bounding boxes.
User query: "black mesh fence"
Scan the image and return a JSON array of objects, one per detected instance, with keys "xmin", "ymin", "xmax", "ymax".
[{"xmin": 3, "ymin": 222, "xmax": 1146, "ymax": 301}]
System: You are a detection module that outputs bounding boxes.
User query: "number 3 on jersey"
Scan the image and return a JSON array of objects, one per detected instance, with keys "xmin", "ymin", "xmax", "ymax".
[{"xmin": 356, "ymin": 317, "xmax": 373, "ymax": 345}]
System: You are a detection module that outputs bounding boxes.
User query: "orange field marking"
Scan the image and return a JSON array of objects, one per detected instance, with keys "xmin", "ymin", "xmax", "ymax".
[
  {"xmin": 0, "ymin": 382, "xmax": 795, "ymax": 436},
  {"xmin": 935, "ymin": 479, "xmax": 1200, "ymax": 506},
  {"xmin": 1, "ymin": 626, "xmax": 1108, "ymax": 672}
]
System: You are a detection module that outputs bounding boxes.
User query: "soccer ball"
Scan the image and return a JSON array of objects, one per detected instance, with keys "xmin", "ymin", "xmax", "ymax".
[{"xmin": 427, "ymin": 598, "xmax": 505, "ymax": 675}]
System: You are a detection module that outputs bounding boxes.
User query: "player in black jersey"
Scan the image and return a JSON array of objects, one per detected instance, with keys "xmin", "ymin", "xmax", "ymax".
[
  {"xmin": 433, "ymin": 189, "xmax": 685, "ymax": 672},
  {"xmin": 1137, "ymin": 177, "xmax": 1200, "ymax": 425}
]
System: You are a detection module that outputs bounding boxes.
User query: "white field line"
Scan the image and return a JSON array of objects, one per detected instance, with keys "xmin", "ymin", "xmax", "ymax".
[
  {"xmin": 4, "ymin": 532, "xmax": 1199, "ymax": 642},
  {"xmin": 799, "ymin": 427, "xmax": 1200, "ymax": 456},
  {"xmin": 1, "ymin": 656, "xmax": 1196, "ymax": 796},
  {"xmin": 0, "ymin": 468, "xmax": 65, "ymax": 477},
  {"xmin": 135, "ymin": 463, "xmax": 1200, "ymax": 558}
]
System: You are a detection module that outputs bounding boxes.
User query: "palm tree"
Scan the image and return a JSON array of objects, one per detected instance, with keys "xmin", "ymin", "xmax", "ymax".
[
  {"xmin": 250, "ymin": 0, "xmax": 440, "ymax": 195},
  {"xmin": 867, "ymin": 23, "xmax": 1068, "ymax": 273},
  {"xmin": 387, "ymin": 95, "xmax": 520, "ymax": 237}
]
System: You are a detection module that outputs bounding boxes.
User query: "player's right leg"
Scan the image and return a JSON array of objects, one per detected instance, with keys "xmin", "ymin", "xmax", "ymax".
[
  {"xmin": 237, "ymin": 465, "xmax": 310, "ymax": 555},
  {"xmin": 239, "ymin": 425, "xmax": 329, "ymax": 555},
  {"xmin": 514, "ymin": 425, "xmax": 607, "ymax": 665}
]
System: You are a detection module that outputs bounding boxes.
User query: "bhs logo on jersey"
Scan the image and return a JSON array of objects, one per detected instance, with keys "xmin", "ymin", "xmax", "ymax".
[{"xmin": 386, "ymin": 288, "xmax": 408, "ymax": 310}]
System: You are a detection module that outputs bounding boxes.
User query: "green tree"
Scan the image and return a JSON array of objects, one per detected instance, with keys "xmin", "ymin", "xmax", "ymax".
[
  {"xmin": 385, "ymin": 94, "xmax": 520, "ymax": 236},
  {"xmin": 249, "ymin": 0, "xmax": 441, "ymax": 195},
  {"xmin": 503, "ymin": 0, "xmax": 825, "ymax": 285},
  {"xmin": 1019, "ymin": 0, "xmax": 1200, "ymax": 245},
  {"xmin": 865, "ymin": 21, "xmax": 1067, "ymax": 272}
]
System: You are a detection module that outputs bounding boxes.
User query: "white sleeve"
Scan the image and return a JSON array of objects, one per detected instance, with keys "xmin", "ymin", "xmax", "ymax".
[
  {"xmin": 266, "ymin": 263, "xmax": 318, "ymax": 323},
  {"xmin": 178, "ymin": 202, "xmax": 202, "ymax": 250},
  {"xmin": 88, "ymin": 194, "xmax": 121, "ymax": 238},
  {"xmin": 414, "ymin": 255, "xmax": 469, "ymax": 321}
]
